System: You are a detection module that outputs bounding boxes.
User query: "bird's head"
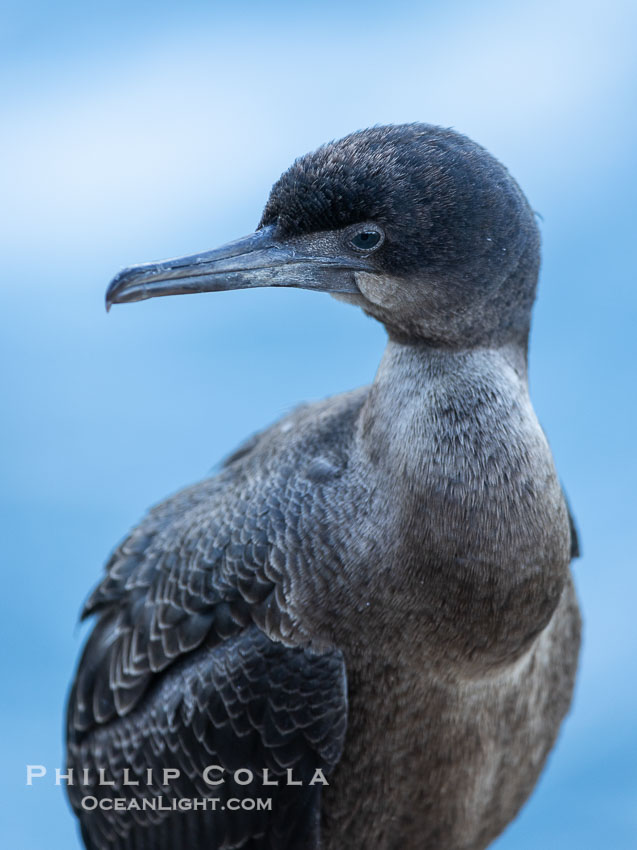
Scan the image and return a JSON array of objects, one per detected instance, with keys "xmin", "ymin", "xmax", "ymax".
[{"xmin": 106, "ymin": 124, "xmax": 540, "ymax": 348}]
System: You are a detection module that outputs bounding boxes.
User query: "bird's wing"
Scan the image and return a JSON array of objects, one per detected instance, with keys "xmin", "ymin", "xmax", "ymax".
[
  {"xmin": 68, "ymin": 625, "xmax": 346, "ymax": 850},
  {"xmin": 65, "ymin": 395, "xmax": 364, "ymax": 849}
]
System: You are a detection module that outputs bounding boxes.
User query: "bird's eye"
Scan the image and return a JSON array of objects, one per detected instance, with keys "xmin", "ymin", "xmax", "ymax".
[{"xmin": 350, "ymin": 230, "xmax": 382, "ymax": 252}]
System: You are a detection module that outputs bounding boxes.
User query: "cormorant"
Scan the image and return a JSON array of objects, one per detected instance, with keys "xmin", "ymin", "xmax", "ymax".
[{"xmin": 66, "ymin": 123, "xmax": 581, "ymax": 850}]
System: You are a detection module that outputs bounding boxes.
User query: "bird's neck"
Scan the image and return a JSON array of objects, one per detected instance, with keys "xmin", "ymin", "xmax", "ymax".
[
  {"xmin": 356, "ymin": 339, "xmax": 570, "ymax": 670},
  {"xmin": 360, "ymin": 339, "xmax": 533, "ymax": 479}
]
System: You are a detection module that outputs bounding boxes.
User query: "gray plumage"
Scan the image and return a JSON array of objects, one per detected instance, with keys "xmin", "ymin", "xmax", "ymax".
[{"xmin": 67, "ymin": 123, "xmax": 581, "ymax": 850}]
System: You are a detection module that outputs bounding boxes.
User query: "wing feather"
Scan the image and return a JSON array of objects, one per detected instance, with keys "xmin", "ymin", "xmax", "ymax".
[{"xmin": 68, "ymin": 627, "xmax": 347, "ymax": 850}]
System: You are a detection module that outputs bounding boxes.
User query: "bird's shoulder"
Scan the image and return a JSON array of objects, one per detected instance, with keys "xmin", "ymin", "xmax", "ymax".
[{"xmin": 219, "ymin": 385, "xmax": 369, "ymax": 472}]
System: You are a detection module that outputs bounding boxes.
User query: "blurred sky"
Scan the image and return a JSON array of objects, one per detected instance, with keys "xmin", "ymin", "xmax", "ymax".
[{"xmin": 1, "ymin": 0, "xmax": 636, "ymax": 846}]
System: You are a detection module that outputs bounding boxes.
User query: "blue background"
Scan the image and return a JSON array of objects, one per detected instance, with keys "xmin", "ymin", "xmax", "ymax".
[{"xmin": 2, "ymin": 0, "xmax": 636, "ymax": 846}]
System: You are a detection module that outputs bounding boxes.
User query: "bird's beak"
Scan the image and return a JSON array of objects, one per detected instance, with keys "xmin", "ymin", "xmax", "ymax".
[{"xmin": 105, "ymin": 225, "xmax": 370, "ymax": 311}]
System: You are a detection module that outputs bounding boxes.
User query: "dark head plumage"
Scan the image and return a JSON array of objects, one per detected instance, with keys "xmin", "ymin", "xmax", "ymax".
[{"xmin": 260, "ymin": 124, "xmax": 540, "ymax": 346}]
